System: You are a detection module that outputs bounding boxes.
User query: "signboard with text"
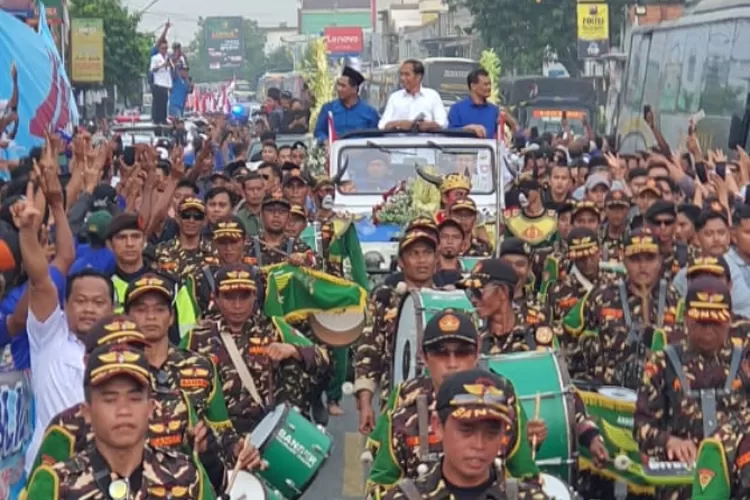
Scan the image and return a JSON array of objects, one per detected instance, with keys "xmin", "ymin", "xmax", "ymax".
[
  {"xmin": 324, "ymin": 26, "xmax": 363, "ymax": 54},
  {"xmin": 203, "ymin": 16, "xmax": 244, "ymax": 70},
  {"xmin": 71, "ymin": 18, "xmax": 104, "ymax": 83},
  {"xmin": 576, "ymin": 1, "xmax": 609, "ymax": 59}
]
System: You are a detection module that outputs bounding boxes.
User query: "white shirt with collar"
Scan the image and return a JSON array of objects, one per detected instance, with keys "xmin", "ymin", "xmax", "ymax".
[
  {"xmin": 378, "ymin": 86, "xmax": 447, "ymax": 129},
  {"xmin": 24, "ymin": 305, "xmax": 85, "ymax": 473},
  {"xmin": 150, "ymin": 52, "xmax": 173, "ymax": 89}
]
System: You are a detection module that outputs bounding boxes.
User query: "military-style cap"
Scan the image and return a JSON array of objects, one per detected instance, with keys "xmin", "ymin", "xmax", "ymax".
[
  {"xmin": 436, "ymin": 369, "xmax": 514, "ymax": 425},
  {"xmin": 178, "ymin": 197, "xmax": 206, "ymax": 214},
  {"xmin": 342, "ymin": 66, "xmax": 366, "ymax": 87},
  {"xmin": 85, "ymin": 343, "xmax": 150, "ymax": 388},
  {"xmin": 125, "ymin": 273, "xmax": 175, "ymax": 307},
  {"xmin": 290, "ymin": 204, "xmax": 307, "ymax": 218},
  {"xmin": 499, "ymin": 237, "xmax": 531, "ymax": 258},
  {"xmin": 282, "ymin": 170, "xmax": 309, "ymax": 186},
  {"xmin": 571, "ymin": 200, "xmax": 600, "ymax": 220},
  {"xmin": 640, "ymin": 178, "xmax": 662, "ymax": 197},
  {"xmin": 86, "ymin": 210, "xmax": 113, "ymax": 238},
  {"xmin": 645, "ymin": 200, "xmax": 677, "ymax": 224},
  {"xmin": 567, "ymin": 227, "xmax": 599, "ymax": 260},
  {"xmin": 106, "ymin": 213, "xmax": 142, "ymax": 240},
  {"xmin": 605, "ymin": 189, "xmax": 630, "ymax": 208},
  {"xmin": 215, "ymin": 264, "xmax": 257, "ymax": 293},
  {"xmin": 405, "ymin": 216, "xmax": 439, "ymax": 237},
  {"xmin": 422, "ymin": 310, "xmax": 478, "ymax": 349},
  {"xmin": 678, "ymin": 204, "xmax": 701, "ymax": 226},
  {"xmin": 685, "ymin": 276, "xmax": 732, "ymax": 323},
  {"xmin": 696, "ymin": 200, "xmax": 729, "ymax": 231},
  {"xmin": 687, "ymin": 256, "xmax": 731, "ymax": 282},
  {"xmin": 262, "ymin": 191, "xmax": 292, "ymax": 209},
  {"xmin": 437, "ymin": 217, "xmax": 465, "ymax": 236},
  {"xmin": 624, "ymin": 228, "xmax": 660, "ymax": 257},
  {"xmin": 398, "ymin": 230, "xmax": 437, "ymax": 255},
  {"xmin": 451, "ymin": 198, "xmax": 478, "ymax": 214},
  {"xmin": 212, "ymin": 216, "xmax": 246, "ymax": 240},
  {"xmin": 456, "ymin": 258, "xmax": 518, "ymax": 291},
  {"xmin": 84, "ymin": 314, "xmax": 147, "ymax": 355}
]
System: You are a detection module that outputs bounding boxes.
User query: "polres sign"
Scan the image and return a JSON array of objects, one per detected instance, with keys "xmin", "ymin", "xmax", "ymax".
[{"xmin": 324, "ymin": 26, "xmax": 363, "ymax": 54}]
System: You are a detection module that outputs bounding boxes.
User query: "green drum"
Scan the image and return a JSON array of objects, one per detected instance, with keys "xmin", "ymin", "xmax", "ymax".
[
  {"xmin": 250, "ymin": 403, "xmax": 332, "ymax": 499},
  {"xmin": 575, "ymin": 383, "xmax": 691, "ymax": 494},
  {"xmin": 392, "ymin": 289, "xmax": 476, "ymax": 387},
  {"xmin": 226, "ymin": 471, "xmax": 288, "ymax": 499},
  {"xmin": 481, "ymin": 351, "xmax": 576, "ymax": 482},
  {"xmin": 460, "ymin": 256, "xmax": 484, "ymax": 273}
]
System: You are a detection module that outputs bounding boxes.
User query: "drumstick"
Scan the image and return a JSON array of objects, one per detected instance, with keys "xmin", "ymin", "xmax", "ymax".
[
  {"xmin": 531, "ymin": 392, "xmax": 541, "ymax": 461},
  {"xmin": 226, "ymin": 434, "xmax": 252, "ymax": 494}
]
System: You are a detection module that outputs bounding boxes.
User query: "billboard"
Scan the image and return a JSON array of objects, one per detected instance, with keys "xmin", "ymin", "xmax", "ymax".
[
  {"xmin": 71, "ymin": 18, "xmax": 104, "ymax": 83},
  {"xmin": 203, "ymin": 16, "xmax": 244, "ymax": 70},
  {"xmin": 576, "ymin": 2, "xmax": 609, "ymax": 59},
  {"xmin": 324, "ymin": 26, "xmax": 363, "ymax": 54},
  {"xmin": 299, "ymin": 11, "xmax": 372, "ymax": 35}
]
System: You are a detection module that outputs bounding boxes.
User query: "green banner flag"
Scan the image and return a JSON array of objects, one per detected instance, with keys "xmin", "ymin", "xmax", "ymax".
[
  {"xmin": 263, "ymin": 263, "xmax": 367, "ymax": 324},
  {"xmin": 300, "ymin": 217, "xmax": 370, "ymax": 291}
]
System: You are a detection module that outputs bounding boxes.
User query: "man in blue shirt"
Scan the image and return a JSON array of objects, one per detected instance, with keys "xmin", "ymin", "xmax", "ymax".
[
  {"xmin": 447, "ymin": 67, "xmax": 499, "ymax": 139},
  {"xmin": 169, "ymin": 66, "xmax": 192, "ymax": 119},
  {"xmin": 314, "ymin": 67, "xmax": 379, "ymax": 143}
]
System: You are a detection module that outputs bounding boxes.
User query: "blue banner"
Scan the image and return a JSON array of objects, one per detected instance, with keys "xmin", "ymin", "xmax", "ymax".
[{"xmin": 0, "ymin": 3, "xmax": 78, "ymax": 160}]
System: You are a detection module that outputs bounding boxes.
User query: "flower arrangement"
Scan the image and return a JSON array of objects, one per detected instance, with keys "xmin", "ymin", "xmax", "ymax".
[
  {"xmin": 371, "ymin": 176, "xmax": 440, "ymax": 226},
  {"xmin": 479, "ymin": 49, "xmax": 502, "ymax": 104},
  {"xmin": 305, "ymin": 145, "xmax": 328, "ymax": 177}
]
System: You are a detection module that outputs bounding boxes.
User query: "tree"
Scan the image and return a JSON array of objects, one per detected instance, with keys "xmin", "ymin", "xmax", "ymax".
[
  {"xmin": 68, "ymin": 0, "xmax": 150, "ymax": 103},
  {"xmin": 187, "ymin": 18, "xmax": 268, "ymax": 84},
  {"xmin": 452, "ymin": 0, "xmax": 630, "ymax": 76},
  {"xmin": 265, "ymin": 46, "xmax": 294, "ymax": 73}
]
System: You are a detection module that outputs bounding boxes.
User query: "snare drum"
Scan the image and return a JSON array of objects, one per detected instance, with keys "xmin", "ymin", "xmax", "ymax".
[
  {"xmin": 540, "ymin": 473, "xmax": 572, "ymax": 500},
  {"xmin": 481, "ymin": 351, "xmax": 576, "ymax": 482},
  {"xmin": 226, "ymin": 471, "xmax": 286, "ymax": 500},
  {"xmin": 391, "ymin": 289, "xmax": 476, "ymax": 387},
  {"xmin": 250, "ymin": 404, "xmax": 332, "ymax": 499}
]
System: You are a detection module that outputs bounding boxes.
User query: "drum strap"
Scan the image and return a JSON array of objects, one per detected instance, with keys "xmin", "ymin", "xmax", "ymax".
[
  {"xmin": 656, "ymin": 279, "xmax": 667, "ymax": 329},
  {"xmin": 202, "ymin": 266, "xmax": 215, "ymax": 294},
  {"xmin": 286, "ymin": 238, "xmax": 295, "ymax": 255},
  {"xmin": 396, "ymin": 479, "xmax": 422, "ymax": 500},
  {"xmin": 617, "ymin": 280, "xmax": 633, "ymax": 329},
  {"xmin": 505, "ymin": 478, "xmax": 519, "ymax": 500},
  {"xmin": 416, "ymin": 395, "xmax": 430, "ymax": 461},
  {"xmin": 216, "ymin": 325, "xmax": 265, "ymax": 407},
  {"xmin": 253, "ymin": 237, "xmax": 263, "ymax": 267}
]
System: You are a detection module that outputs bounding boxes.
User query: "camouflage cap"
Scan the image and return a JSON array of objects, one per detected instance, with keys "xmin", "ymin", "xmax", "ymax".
[
  {"xmin": 566, "ymin": 227, "xmax": 599, "ymax": 260},
  {"xmin": 605, "ymin": 189, "xmax": 631, "ymax": 208},
  {"xmin": 290, "ymin": 204, "xmax": 307, "ymax": 218},
  {"xmin": 437, "ymin": 217, "xmax": 465, "ymax": 236},
  {"xmin": 398, "ymin": 230, "xmax": 437, "ymax": 256},
  {"xmin": 685, "ymin": 275, "xmax": 732, "ymax": 323},
  {"xmin": 571, "ymin": 201, "xmax": 601, "ymax": 220},
  {"xmin": 436, "ymin": 369, "xmax": 514, "ymax": 425},
  {"xmin": 687, "ymin": 256, "xmax": 731, "ymax": 282},
  {"xmin": 640, "ymin": 178, "xmax": 662, "ymax": 197},
  {"xmin": 178, "ymin": 197, "xmax": 206, "ymax": 214},
  {"xmin": 212, "ymin": 216, "xmax": 246, "ymax": 240},
  {"xmin": 405, "ymin": 216, "xmax": 439, "ymax": 237},
  {"xmin": 84, "ymin": 314, "xmax": 147, "ymax": 354},
  {"xmin": 450, "ymin": 198, "xmax": 478, "ymax": 214},
  {"xmin": 125, "ymin": 273, "xmax": 175, "ymax": 307},
  {"xmin": 215, "ymin": 264, "xmax": 257, "ymax": 294},
  {"xmin": 422, "ymin": 309, "xmax": 478, "ymax": 349},
  {"xmin": 624, "ymin": 228, "xmax": 660, "ymax": 257},
  {"xmin": 85, "ymin": 343, "xmax": 150, "ymax": 388}
]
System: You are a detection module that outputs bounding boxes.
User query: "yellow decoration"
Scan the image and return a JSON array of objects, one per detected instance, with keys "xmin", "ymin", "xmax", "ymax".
[
  {"xmin": 302, "ymin": 37, "xmax": 337, "ymax": 131},
  {"xmin": 411, "ymin": 165, "xmax": 441, "ymax": 215},
  {"xmin": 479, "ymin": 49, "xmax": 502, "ymax": 105}
]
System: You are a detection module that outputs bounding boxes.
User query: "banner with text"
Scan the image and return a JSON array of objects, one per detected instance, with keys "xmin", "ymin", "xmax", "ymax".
[
  {"xmin": 576, "ymin": 2, "xmax": 609, "ymax": 59},
  {"xmin": 203, "ymin": 16, "xmax": 244, "ymax": 70},
  {"xmin": 71, "ymin": 18, "xmax": 104, "ymax": 83}
]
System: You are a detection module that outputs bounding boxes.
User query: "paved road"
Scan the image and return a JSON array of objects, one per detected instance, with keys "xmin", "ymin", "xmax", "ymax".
[{"xmin": 302, "ymin": 395, "xmax": 369, "ymax": 500}]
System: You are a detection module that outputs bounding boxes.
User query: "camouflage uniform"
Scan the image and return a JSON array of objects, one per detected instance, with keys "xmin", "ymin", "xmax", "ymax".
[
  {"xmin": 480, "ymin": 306, "xmax": 557, "ymax": 354},
  {"xmin": 576, "ymin": 277, "xmax": 683, "ymax": 388},
  {"xmin": 248, "ymin": 230, "xmax": 317, "ymax": 268},
  {"xmin": 462, "ymin": 236, "xmax": 492, "ymax": 257},
  {"xmin": 182, "ymin": 317, "xmax": 330, "ymax": 433},
  {"xmin": 382, "ymin": 461, "xmax": 549, "ymax": 499},
  {"xmin": 24, "ymin": 445, "xmax": 213, "ymax": 500},
  {"xmin": 661, "ymin": 242, "xmax": 692, "ymax": 284},
  {"xmin": 190, "ymin": 255, "xmax": 259, "ymax": 318},
  {"xmin": 155, "ymin": 237, "xmax": 215, "ymax": 280},
  {"xmin": 599, "ymin": 224, "xmax": 626, "ymax": 263}
]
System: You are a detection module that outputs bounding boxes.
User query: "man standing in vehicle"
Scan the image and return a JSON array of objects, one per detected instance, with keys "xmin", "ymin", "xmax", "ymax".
[
  {"xmin": 379, "ymin": 60, "xmax": 447, "ymax": 132},
  {"xmin": 447, "ymin": 68, "xmax": 498, "ymax": 139},
  {"xmin": 315, "ymin": 67, "xmax": 379, "ymax": 143}
]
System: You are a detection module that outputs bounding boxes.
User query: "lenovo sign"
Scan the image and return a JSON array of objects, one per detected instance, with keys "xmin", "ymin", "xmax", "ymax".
[{"xmin": 324, "ymin": 26, "xmax": 363, "ymax": 54}]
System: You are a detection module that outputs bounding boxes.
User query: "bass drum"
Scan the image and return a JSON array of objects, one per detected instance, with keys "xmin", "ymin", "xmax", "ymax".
[
  {"xmin": 481, "ymin": 350, "xmax": 576, "ymax": 483},
  {"xmin": 391, "ymin": 289, "xmax": 476, "ymax": 387},
  {"xmin": 226, "ymin": 471, "xmax": 287, "ymax": 500}
]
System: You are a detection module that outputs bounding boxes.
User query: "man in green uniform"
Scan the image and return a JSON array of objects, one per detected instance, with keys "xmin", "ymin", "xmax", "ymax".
[
  {"xmin": 366, "ymin": 310, "xmax": 542, "ymax": 499},
  {"xmin": 599, "ymin": 190, "xmax": 630, "ymax": 263},
  {"xmin": 498, "ymin": 238, "xmax": 543, "ymax": 315},
  {"xmin": 448, "ymin": 198, "xmax": 492, "ymax": 257},
  {"xmin": 645, "ymin": 200, "xmax": 691, "ymax": 284},
  {"xmin": 23, "ymin": 342, "xmax": 216, "ymax": 499},
  {"xmin": 382, "ymin": 369, "xmax": 551, "ymax": 500},
  {"xmin": 183, "ymin": 264, "xmax": 330, "ymax": 433},
  {"xmin": 155, "ymin": 197, "xmax": 215, "ymax": 279},
  {"xmin": 635, "ymin": 276, "xmax": 750, "ymax": 500}
]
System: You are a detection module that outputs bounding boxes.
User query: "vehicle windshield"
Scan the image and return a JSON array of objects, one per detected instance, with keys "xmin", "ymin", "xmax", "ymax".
[
  {"xmin": 337, "ymin": 144, "xmax": 495, "ymax": 195},
  {"xmin": 526, "ymin": 108, "xmax": 588, "ymax": 136}
]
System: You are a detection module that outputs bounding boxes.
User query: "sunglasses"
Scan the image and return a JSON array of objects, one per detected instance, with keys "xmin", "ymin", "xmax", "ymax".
[
  {"xmin": 180, "ymin": 212, "xmax": 205, "ymax": 221},
  {"xmin": 426, "ymin": 344, "xmax": 476, "ymax": 358},
  {"xmin": 653, "ymin": 218, "xmax": 675, "ymax": 227}
]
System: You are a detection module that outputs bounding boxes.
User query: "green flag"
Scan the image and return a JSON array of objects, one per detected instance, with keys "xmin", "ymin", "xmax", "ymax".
[
  {"xmin": 300, "ymin": 217, "xmax": 370, "ymax": 291},
  {"xmin": 692, "ymin": 437, "xmax": 732, "ymax": 499},
  {"xmin": 264, "ymin": 263, "xmax": 367, "ymax": 324}
]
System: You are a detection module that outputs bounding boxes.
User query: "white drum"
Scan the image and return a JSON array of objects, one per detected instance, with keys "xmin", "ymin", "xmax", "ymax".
[
  {"xmin": 598, "ymin": 386, "xmax": 638, "ymax": 403},
  {"xmin": 226, "ymin": 471, "xmax": 285, "ymax": 500},
  {"xmin": 540, "ymin": 473, "xmax": 572, "ymax": 500}
]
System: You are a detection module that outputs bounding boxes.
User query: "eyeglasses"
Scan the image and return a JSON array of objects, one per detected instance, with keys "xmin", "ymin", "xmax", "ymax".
[
  {"xmin": 180, "ymin": 212, "xmax": 205, "ymax": 221},
  {"xmin": 426, "ymin": 344, "xmax": 476, "ymax": 358},
  {"xmin": 653, "ymin": 219, "xmax": 675, "ymax": 227}
]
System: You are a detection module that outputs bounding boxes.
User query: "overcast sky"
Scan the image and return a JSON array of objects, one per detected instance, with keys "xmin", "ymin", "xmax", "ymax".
[{"xmin": 123, "ymin": 0, "xmax": 298, "ymax": 46}]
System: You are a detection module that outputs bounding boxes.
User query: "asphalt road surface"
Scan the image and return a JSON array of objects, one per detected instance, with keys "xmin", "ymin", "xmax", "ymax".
[{"xmin": 302, "ymin": 395, "xmax": 369, "ymax": 500}]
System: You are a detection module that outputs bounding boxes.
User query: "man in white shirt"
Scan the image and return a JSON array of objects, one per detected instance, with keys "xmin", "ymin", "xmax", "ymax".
[
  {"xmin": 149, "ymin": 40, "xmax": 173, "ymax": 124},
  {"xmin": 378, "ymin": 59, "xmax": 447, "ymax": 131},
  {"xmin": 18, "ymin": 186, "xmax": 114, "ymax": 473}
]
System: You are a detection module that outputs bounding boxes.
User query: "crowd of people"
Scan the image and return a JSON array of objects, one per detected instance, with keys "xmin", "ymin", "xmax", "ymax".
[{"xmin": 3, "ymin": 46, "xmax": 750, "ymax": 500}]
